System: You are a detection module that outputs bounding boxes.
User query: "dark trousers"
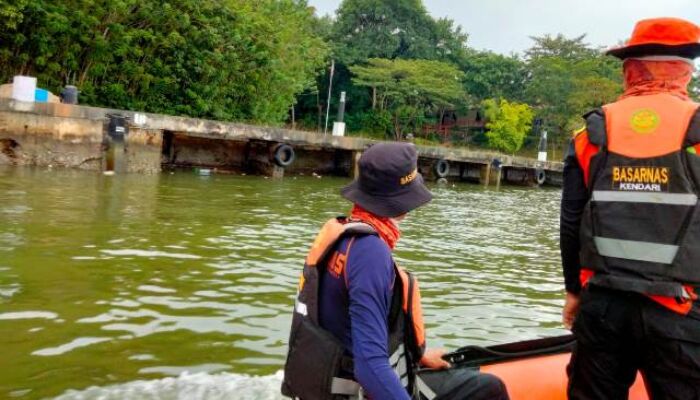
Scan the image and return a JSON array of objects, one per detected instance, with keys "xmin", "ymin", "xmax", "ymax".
[
  {"xmin": 417, "ymin": 368, "xmax": 509, "ymax": 400},
  {"xmin": 568, "ymin": 286, "xmax": 700, "ymax": 400}
]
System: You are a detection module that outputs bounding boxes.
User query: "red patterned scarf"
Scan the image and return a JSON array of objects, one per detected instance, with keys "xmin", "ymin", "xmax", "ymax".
[{"xmin": 350, "ymin": 205, "xmax": 401, "ymax": 250}]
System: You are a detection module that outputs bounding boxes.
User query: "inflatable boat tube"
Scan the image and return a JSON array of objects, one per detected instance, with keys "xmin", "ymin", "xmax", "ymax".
[{"xmin": 444, "ymin": 335, "xmax": 648, "ymax": 400}]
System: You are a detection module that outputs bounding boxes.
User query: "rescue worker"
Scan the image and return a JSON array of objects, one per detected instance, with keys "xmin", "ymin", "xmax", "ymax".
[
  {"xmin": 560, "ymin": 18, "xmax": 700, "ymax": 399},
  {"xmin": 282, "ymin": 142, "xmax": 508, "ymax": 400}
]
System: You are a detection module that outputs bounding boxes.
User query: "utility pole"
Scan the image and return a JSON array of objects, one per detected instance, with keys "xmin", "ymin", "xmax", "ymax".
[{"xmin": 324, "ymin": 60, "xmax": 335, "ymax": 136}]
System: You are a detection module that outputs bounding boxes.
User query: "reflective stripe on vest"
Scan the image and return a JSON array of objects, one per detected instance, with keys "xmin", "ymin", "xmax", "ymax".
[
  {"xmin": 415, "ymin": 376, "xmax": 437, "ymax": 400},
  {"xmin": 331, "ymin": 377, "xmax": 362, "ymax": 396},
  {"xmin": 389, "ymin": 343, "xmax": 404, "ymax": 365},
  {"xmin": 593, "ymin": 190, "xmax": 698, "ymax": 205},
  {"xmin": 390, "ymin": 344, "xmax": 410, "ymax": 387},
  {"xmin": 594, "ymin": 237, "xmax": 679, "ymax": 264}
]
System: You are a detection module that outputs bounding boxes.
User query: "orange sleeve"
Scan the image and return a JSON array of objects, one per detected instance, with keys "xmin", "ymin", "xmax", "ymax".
[{"xmin": 573, "ymin": 129, "xmax": 599, "ymax": 187}]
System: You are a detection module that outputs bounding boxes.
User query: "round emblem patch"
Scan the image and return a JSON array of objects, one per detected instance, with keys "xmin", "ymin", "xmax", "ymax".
[{"xmin": 630, "ymin": 109, "xmax": 660, "ymax": 134}]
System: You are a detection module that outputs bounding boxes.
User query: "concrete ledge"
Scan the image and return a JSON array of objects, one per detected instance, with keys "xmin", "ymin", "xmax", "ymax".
[{"xmin": 0, "ymin": 98, "xmax": 563, "ymax": 181}]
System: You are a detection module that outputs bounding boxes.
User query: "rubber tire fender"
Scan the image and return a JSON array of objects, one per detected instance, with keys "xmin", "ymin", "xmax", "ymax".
[
  {"xmin": 535, "ymin": 168, "xmax": 546, "ymax": 186},
  {"xmin": 272, "ymin": 143, "xmax": 296, "ymax": 167},
  {"xmin": 433, "ymin": 159, "xmax": 450, "ymax": 178}
]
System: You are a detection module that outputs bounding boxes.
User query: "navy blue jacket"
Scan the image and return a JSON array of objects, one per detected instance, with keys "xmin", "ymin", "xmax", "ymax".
[{"xmin": 319, "ymin": 235, "xmax": 410, "ymax": 400}]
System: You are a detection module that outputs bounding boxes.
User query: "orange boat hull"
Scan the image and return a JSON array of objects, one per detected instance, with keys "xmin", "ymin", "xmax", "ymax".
[{"xmin": 481, "ymin": 353, "xmax": 648, "ymax": 399}]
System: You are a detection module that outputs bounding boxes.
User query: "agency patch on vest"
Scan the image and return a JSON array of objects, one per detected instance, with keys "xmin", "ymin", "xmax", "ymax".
[
  {"xmin": 612, "ymin": 166, "xmax": 670, "ymax": 192},
  {"xmin": 629, "ymin": 108, "xmax": 661, "ymax": 134}
]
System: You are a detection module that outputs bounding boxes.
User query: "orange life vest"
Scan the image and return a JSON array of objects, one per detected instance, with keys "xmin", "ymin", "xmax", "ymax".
[
  {"xmin": 282, "ymin": 217, "xmax": 426, "ymax": 399},
  {"xmin": 574, "ymin": 93, "xmax": 700, "ymax": 314}
]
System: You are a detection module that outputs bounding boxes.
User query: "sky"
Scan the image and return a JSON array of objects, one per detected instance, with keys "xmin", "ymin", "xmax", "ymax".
[{"xmin": 308, "ymin": 0, "xmax": 700, "ymax": 56}]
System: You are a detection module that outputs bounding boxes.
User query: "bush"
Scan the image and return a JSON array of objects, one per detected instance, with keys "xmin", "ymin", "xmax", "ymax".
[
  {"xmin": 482, "ymin": 98, "xmax": 535, "ymax": 153},
  {"xmin": 346, "ymin": 110, "xmax": 393, "ymax": 138}
]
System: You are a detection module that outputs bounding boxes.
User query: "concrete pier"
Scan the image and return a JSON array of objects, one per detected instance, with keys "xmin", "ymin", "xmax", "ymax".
[{"xmin": 0, "ymin": 99, "xmax": 563, "ymax": 185}]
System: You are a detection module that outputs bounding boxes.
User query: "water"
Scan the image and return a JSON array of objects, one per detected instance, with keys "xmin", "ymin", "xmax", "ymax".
[{"xmin": 0, "ymin": 166, "xmax": 566, "ymax": 399}]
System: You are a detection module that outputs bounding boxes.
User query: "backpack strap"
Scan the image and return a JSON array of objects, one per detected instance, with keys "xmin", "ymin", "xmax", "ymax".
[
  {"xmin": 306, "ymin": 217, "xmax": 376, "ymax": 267},
  {"xmin": 584, "ymin": 108, "xmax": 607, "ymax": 147},
  {"xmin": 684, "ymin": 107, "xmax": 700, "ymax": 147}
]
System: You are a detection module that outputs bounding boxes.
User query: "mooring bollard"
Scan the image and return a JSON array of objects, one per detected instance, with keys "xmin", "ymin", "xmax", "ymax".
[
  {"xmin": 482, "ymin": 163, "xmax": 491, "ymax": 187},
  {"xmin": 492, "ymin": 158, "xmax": 503, "ymax": 189},
  {"xmin": 104, "ymin": 114, "xmax": 129, "ymax": 174},
  {"xmin": 60, "ymin": 85, "xmax": 79, "ymax": 105},
  {"xmin": 352, "ymin": 151, "xmax": 362, "ymax": 180}
]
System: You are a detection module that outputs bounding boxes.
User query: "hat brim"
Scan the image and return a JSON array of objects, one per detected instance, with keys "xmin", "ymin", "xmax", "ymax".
[
  {"xmin": 340, "ymin": 174, "xmax": 433, "ymax": 218},
  {"xmin": 606, "ymin": 42, "xmax": 700, "ymax": 59}
]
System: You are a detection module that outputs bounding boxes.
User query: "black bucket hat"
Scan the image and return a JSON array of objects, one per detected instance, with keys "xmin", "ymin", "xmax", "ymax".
[{"xmin": 341, "ymin": 142, "xmax": 433, "ymax": 218}]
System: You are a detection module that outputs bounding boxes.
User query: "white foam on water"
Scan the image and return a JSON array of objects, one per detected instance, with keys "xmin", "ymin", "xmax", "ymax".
[
  {"xmin": 32, "ymin": 337, "xmax": 112, "ymax": 356},
  {"xmin": 53, "ymin": 371, "xmax": 285, "ymax": 400},
  {"xmin": 0, "ymin": 284, "xmax": 21, "ymax": 299},
  {"xmin": 137, "ymin": 285, "xmax": 177, "ymax": 294},
  {"xmin": 101, "ymin": 249, "xmax": 201, "ymax": 260},
  {"xmin": 0, "ymin": 310, "xmax": 57, "ymax": 320},
  {"xmin": 139, "ymin": 363, "xmax": 231, "ymax": 376}
]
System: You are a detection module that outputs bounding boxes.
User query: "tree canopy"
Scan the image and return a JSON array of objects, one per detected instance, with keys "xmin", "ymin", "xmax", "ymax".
[
  {"xmin": 331, "ymin": 0, "xmax": 467, "ymax": 64},
  {"xmin": 692, "ymin": 73, "xmax": 700, "ymax": 101},
  {"xmin": 350, "ymin": 58, "xmax": 466, "ymax": 139},
  {"xmin": 522, "ymin": 35, "xmax": 621, "ymax": 136},
  {"xmin": 458, "ymin": 50, "xmax": 527, "ymax": 102},
  {"xmin": 0, "ymin": 0, "xmax": 327, "ymax": 124},
  {"xmin": 6, "ymin": 0, "xmax": 689, "ymax": 157},
  {"xmin": 304, "ymin": 1, "xmax": 627, "ymax": 153}
]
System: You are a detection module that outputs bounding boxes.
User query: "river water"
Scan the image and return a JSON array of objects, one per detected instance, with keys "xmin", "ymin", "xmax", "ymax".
[{"xmin": 0, "ymin": 166, "xmax": 566, "ymax": 399}]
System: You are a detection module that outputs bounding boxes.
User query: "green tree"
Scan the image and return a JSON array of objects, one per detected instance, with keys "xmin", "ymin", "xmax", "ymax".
[
  {"xmin": 431, "ymin": 17, "xmax": 470, "ymax": 65},
  {"xmin": 0, "ymin": 0, "xmax": 27, "ymax": 30},
  {"xmin": 691, "ymin": 71, "xmax": 699, "ymax": 101},
  {"xmin": 293, "ymin": 0, "xmax": 469, "ymax": 135},
  {"xmin": 0, "ymin": 0, "xmax": 327, "ymax": 124},
  {"xmin": 482, "ymin": 98, "xmax": 535, "ymax": 153},
  {"xmin": 458, "ymin": 50, "xmax": 527, "ymax": 101},
  {"xmin": 523, "ymin": 34, "xmax": 621, "ymax": 139},
  {"xmin": 350, "ymin": 58, "xmax": 466, "ymax": 139},
  {"xmin": 331, "ymin": 0, "xmax": 466, "ymax": 64},
  {"xmin": 525, "ymin": 34, "xmax": 599, "ymax": 61}
]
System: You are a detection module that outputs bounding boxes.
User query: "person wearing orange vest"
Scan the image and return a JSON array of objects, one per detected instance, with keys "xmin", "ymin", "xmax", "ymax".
[
  {"xmin": 282, "ymin": 142, "xmax": 508, "ymax": 400},
  {"xmin": 560, "ymin": 18, "xmax": 700, "ymax": 399}
]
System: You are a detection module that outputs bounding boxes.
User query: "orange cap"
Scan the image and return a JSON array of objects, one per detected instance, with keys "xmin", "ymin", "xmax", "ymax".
[{"xmin": 607, "ymin": 18, "xmax": 700, "ymax": 59}]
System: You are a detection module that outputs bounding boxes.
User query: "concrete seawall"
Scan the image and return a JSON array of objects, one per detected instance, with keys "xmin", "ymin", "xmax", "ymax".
[{"xmin": 0, "ymin": 99, "xmax": 563, "ymax": 186}]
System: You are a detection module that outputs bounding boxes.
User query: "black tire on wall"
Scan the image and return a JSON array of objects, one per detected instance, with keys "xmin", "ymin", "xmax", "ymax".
[
  {"xmin": 535, "ymin": 168, "xmax": 546, "ymax": 186},
  {"xmin": 272, "ymin": 144, "xmax": 295, "ymax": 167},
  {"xmin": 433, "ymin": 159, "xmax": 450, "ymax": 178}
]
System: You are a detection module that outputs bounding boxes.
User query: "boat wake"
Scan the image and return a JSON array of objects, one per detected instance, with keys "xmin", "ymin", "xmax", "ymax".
[{"xmin": 53, "ymin": 371, "xmax": 284, "ymax": 400}]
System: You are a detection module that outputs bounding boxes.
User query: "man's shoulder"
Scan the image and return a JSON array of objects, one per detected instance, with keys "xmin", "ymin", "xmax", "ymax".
[
  {"xmin": 344, "ymin": 234, "xmax": 393, "ymax": 274},
  {"xmin": 349, "ymin": 234, "xmax": 391, "ymax": 256}
]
